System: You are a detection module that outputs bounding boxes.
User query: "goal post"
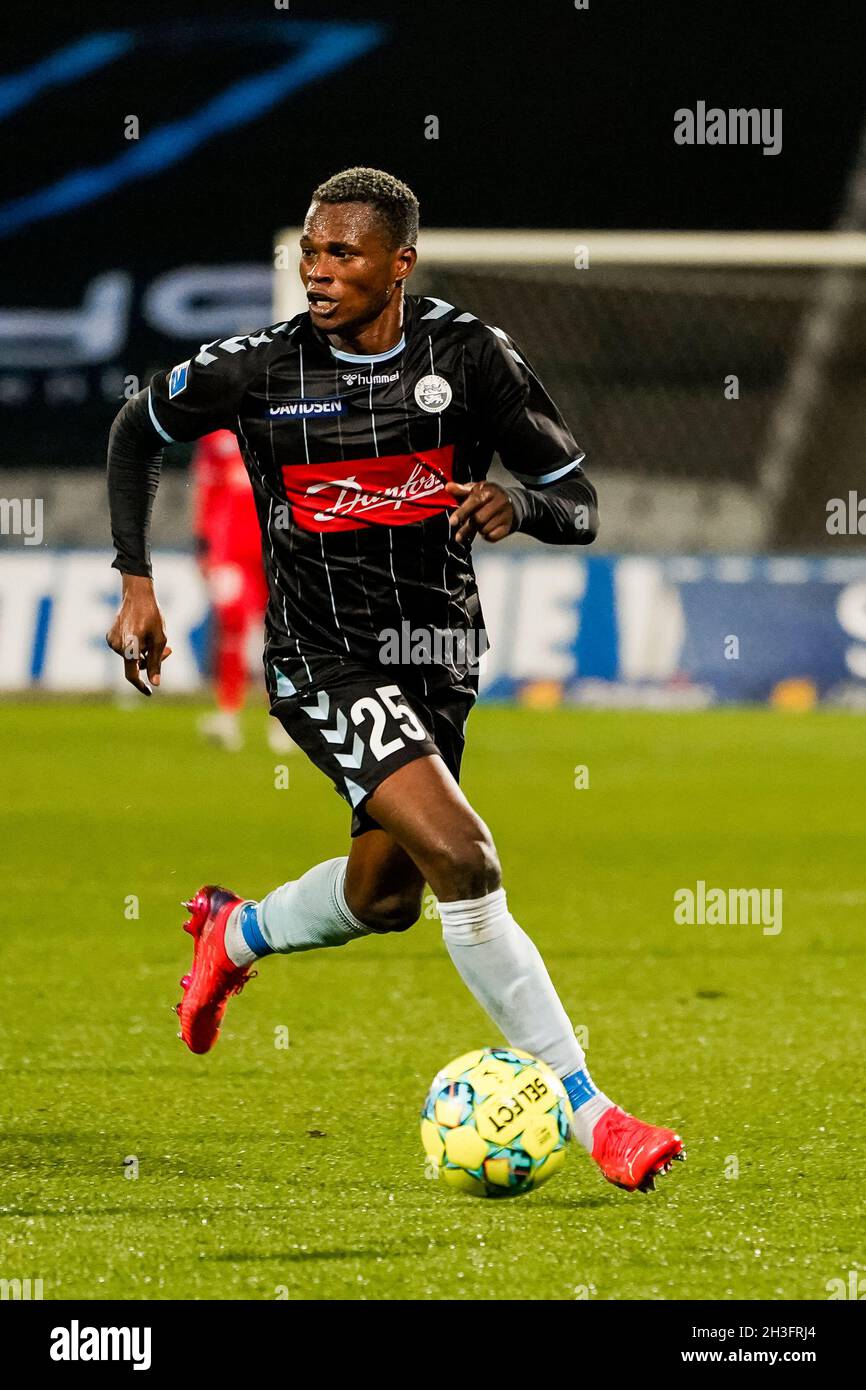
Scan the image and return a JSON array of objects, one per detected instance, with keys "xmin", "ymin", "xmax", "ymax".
[{"xmin": 274, "ymin": 229, "xmax": 866, "ymax": 552}]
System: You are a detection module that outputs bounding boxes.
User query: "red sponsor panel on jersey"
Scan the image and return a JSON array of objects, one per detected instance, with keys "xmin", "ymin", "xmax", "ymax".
[{"xmin": 281, "ymin": 445, "xmax": 455, "ymax": 533}]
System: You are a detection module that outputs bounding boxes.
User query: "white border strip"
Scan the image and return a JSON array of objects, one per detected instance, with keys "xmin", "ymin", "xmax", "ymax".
[
  {"xmin": 412, "ymin": 230, "xmax": 866, "ymax": 268},
  {"xmin": 147, "ymin": 387, "xmax": 175, "ymax": 443},
  {"xmin": 275, "ymin": 230, "xmax": 866, "ymax": 312}
]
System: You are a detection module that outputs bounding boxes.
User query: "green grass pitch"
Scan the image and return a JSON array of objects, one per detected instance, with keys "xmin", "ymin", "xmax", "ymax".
[{"xmin": 1, "ymin": 700, "xmax": 863, "ymax": 1301}]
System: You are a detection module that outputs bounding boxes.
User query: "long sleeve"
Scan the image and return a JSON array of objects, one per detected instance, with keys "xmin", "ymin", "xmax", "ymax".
[
  {"xmin": 108, "ymin": 339, "xmax": 251, "ymax": 575},
  {"xmin": 503, "ymin": 470, "xmax": 599, "ymax": 545},
  {"xmin": 471, "ymin": 322, "xmax": 598, "ymax": 546},
  {"xmin": 107, "ymin": 390, "xmax": 165, "ymax": 577}
]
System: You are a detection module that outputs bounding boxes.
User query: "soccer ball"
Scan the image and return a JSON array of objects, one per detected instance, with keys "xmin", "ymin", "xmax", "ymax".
[{"xmin": 420, "ymin": 1046, "xmax": 573, "ymax": 1198}]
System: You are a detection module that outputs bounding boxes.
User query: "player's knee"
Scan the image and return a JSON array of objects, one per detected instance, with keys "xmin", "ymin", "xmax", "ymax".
[
  {"xmin": 359, "ymin": 887, "xmax": 423, "ymax": 935},
  {"xmin": 431, "ymin": 830, "xmax": 501, "ymax": 902}
]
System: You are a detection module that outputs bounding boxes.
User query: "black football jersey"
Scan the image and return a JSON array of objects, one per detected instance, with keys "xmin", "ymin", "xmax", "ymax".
[{"xmin": 147, "ymin": 294, "xmax": 585, "ymax": 695}]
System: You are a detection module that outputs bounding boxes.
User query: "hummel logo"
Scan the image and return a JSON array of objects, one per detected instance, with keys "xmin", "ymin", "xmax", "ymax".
[
  {"xmin": 300, "ymin": 691, "xmax": 365, "ymax": 770},
  {"xmin": 334, "ymin": 736, "xmax": 364, "ymax": 770},
  {"xmin": 300, "ymin": 691, "xmax": 330, "ymax": 721},
  {"xmin": 341, "ymin": 369, "xmax": 399, "ymax": 387},
  {"xmin": 321, "ymin": 710, "xmax": 348, "ymax": 744}
]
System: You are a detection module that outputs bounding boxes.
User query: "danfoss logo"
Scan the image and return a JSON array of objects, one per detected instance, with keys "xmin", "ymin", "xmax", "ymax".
[
  {"xmin": 268, "ymin": 399, "xmax": 346, "ymax": 419},
  {"xmin": 281, "ymin": 446, "xmax": 454, "ymax": 533},
  {"xmin": 306, "ymin": 463, "xmax": 440, "ymax": 523}
]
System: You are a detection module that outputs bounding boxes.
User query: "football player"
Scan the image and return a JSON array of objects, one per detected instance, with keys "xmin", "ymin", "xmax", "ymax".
[{"xmin": 106, "ymin": 168, "xmax": 684, "ymax": 1192}]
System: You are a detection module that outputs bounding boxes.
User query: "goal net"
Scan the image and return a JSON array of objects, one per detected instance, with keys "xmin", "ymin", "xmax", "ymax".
[{"xmin": 274, "ymin": 230, "xmax": 866, "ymax": 553}]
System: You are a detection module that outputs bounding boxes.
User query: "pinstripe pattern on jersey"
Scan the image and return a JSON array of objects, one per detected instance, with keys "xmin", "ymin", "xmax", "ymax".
[{"xmin": 150, "ymin": 297, "xmax": 582, "ymax": 690}]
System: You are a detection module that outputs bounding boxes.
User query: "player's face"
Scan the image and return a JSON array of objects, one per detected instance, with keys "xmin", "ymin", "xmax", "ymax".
[{"xmin": 300, "ymin": 201, "xmax": 416, "ymax": 335}]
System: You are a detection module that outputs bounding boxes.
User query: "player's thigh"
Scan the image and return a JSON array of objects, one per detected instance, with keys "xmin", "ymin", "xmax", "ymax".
[
  {"xmin": 270, "ymin": 662, "xmax": 496, "ymax": 896},
  {"xmin": 364, "ymin": 754, "xmax": 500, "ymax": 901}
]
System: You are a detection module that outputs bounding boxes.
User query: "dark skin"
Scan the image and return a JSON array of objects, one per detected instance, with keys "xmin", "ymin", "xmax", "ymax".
[
  {"xmin": 106, "ymin": 199, "xmax": 511, "ymax": 919},
  {"xmin": 301, "ymin": 199, "xmax": 413, "ymax": 353},
  {"xmin": 351, "ymin": 755, "xmax": 501, "ymax": 923},
  {"xmin": 105, "ymin": 577, "xmax": 171, "ymax": 697}
]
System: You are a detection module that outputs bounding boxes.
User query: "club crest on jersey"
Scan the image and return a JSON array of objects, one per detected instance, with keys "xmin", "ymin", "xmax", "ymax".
[
  {"xmin": 414, "ymin": 374, "xmax": 452, "ymax": 413},
  {"xmin": 168, "ymin": 360, "xmax": 190, "ymax": 398}
]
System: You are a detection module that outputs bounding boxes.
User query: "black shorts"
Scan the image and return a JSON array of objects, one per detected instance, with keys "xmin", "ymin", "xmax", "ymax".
[{"xmin": 268, "ymin": 656, "xmax": 478, "ymax": 836}]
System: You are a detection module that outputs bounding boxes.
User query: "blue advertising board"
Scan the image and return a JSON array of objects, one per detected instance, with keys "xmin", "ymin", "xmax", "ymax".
[{"xmin": 2, "ymin": 550, "xmax": 865, "ymax": 705}]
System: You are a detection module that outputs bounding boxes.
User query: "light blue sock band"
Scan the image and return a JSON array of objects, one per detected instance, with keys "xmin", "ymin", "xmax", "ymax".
[
  {"xmin": 240, "ymin": 901, "xmax": 273, "ymax": 958},
  {"xmin": 562, "ymin": 1068, "xmax": 598, "ymax": 1111}
]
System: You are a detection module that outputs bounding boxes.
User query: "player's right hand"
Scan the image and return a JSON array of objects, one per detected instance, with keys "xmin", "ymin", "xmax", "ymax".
[{"xmin": 106, "ymin": 574, "xmax": 172, "ymax": 696}]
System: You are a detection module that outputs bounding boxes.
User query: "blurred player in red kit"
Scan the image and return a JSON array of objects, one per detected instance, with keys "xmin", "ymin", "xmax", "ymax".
[{"xmin": 192, "ymin": 430, "xmax": 290, "ymax": 752}]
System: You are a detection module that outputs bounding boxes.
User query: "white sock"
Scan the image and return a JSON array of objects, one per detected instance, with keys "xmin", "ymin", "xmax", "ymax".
[
  {"xmin": 255, "ymin": 856, "xmax": 372, "ymax": 954},
  {"xmin": 224, "ymin": 903, "xmax": 258, "ymax": 967},
  {"xmin": 439, "ymin": 887, "xmax": 614, "ymax": 1151}
]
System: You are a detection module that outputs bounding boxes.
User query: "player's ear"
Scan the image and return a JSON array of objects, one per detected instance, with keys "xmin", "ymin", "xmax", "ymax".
[{"xmin": 394, "ymin": 245, "xmax": 417, "ymax": 285}]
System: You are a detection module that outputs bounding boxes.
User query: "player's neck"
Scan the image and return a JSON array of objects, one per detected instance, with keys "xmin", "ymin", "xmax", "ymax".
[{"xmin": 327, "ymin": 292, "xmax": 405, "ymax": 358}]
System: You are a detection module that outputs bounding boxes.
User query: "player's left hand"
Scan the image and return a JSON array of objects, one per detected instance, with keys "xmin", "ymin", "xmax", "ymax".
[{"xmin": 445, "ymin": 481, "xmax": 514, "ymax": 545}]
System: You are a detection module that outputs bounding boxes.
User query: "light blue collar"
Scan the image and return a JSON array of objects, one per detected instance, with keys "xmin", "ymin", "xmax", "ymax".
[{"xmin": 328, "ymin": 335, "xmax": 406, "ymax": 364}]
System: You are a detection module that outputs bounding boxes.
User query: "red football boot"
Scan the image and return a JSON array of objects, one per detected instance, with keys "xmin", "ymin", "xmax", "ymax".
[
  {"xmin": 176, "ymin": 886, "xmax": 256, "ymax": 1054},
  {"xmin": 591, "ymin": 1106, "xmax": 686, "ymax": 1192}
]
